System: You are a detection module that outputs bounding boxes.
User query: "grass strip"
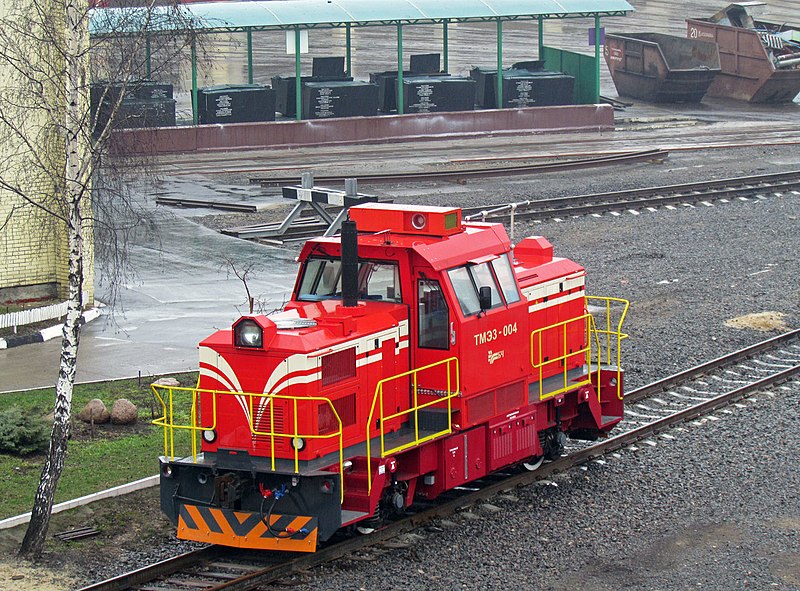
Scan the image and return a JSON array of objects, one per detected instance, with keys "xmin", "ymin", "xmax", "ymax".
[{"xmin": 0, "ymin": 372, "xmax": 197, "ymax": 519}]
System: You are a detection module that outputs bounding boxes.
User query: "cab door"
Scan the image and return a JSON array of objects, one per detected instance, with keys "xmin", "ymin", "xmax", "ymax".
[
  {"xmin": 408, "ymin": 268, "xmax": 460, "ymax": 432},
  {"xmin": 444, "ymin": 254, "xmax": 529, "ymax": 412}
]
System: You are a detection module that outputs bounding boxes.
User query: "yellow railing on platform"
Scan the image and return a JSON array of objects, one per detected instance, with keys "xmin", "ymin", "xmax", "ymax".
[
  {"xmin": 151, "ymin": 385, "xmax": 345, "ymax": 502},
  {"xmin": 530, "ymin": 296, "xmax": 629, "ymax": 401},
  {"xmin": 530, "ymin": 312, "xmax": 594, "ymax": 400},
  {"xmin": 365, "ymin": 357, "xmax": 460, "ymax": 493},
  {"xmin": 587, "ymin": 296, "xmax": 629, "ymax": 400}
]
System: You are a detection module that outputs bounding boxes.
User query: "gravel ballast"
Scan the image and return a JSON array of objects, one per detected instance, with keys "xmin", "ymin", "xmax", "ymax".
[
  {"xmin": 4, "ymin": 145, "xmax": 798, "ymax": 590},
  {"xmin": 274, "ymin": 145, "xmax": 800, "ymax": 591}
]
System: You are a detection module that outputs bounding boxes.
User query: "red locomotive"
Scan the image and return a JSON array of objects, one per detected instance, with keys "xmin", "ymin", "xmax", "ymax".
[{"xmin": 153, "ymin": 203, "xmax": 628, "ymax": 552}]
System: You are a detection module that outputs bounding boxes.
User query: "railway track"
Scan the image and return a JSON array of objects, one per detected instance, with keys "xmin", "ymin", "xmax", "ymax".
[
  {"xmin": 250, "ymin": 149, "xmax": 669, "ymax": 186},
  {"xmin": 148, "ymin": 118, "xmax": 800, "ymax": 179},
  {"xmin": 80, "ymin": 330, "xmax": 800, "ymax": 591},
  {"xmin": 461, "ymin": 169, "xmax": 800, "ymax": 224},
  {"xmin": 219, "ymin": 170, "xmax": 800, "ymax": 244}
]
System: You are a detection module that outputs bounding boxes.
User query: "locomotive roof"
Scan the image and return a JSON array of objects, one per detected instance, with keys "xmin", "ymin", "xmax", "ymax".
[{"xmin": 300, "ymin": 219, "xmax": 512, "ymax": 272}]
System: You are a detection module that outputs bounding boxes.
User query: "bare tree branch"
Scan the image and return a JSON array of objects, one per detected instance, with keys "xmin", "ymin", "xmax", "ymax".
[{"xmin": 0, "ymin": 0, "xmax": 200, "ymax": 559}]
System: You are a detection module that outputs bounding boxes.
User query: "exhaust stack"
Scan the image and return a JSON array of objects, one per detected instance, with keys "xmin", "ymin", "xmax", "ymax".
[{"xmin": 341, "ymin": 219, "xmax": 358, "ymax": 307}]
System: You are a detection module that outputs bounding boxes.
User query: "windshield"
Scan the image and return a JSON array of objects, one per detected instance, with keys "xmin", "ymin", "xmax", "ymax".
[
  {"xmin": 298, "ymin": 258, "xmax": 402, "ymax": 303},
  {"xmin": 446, "ymin": 253, "xmax": 519, "ymax": 316}
]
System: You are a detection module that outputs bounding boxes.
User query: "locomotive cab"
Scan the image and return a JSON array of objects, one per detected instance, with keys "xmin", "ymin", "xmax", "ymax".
[{"xmin": 153, "ymin": 202, "xmax": 628, "ymax": 552}]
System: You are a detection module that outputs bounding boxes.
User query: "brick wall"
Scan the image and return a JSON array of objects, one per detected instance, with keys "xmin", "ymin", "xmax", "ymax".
[{"xmin": 0, "ymin": 190, "xmax": 95, "ymax": 305}]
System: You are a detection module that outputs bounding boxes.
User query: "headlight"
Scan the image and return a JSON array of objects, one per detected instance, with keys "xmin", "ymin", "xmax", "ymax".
[
  {"xmin": 291, "ymin": 437, "xmax": 305, "ymax": 450},
  {"xmin": 235, "ymin": 319, "xmax": 263, "ymax": 348},
  {"xmin": 202, "ymin": 430, "xmax": 217, "ymax": 443},
  {"xmin": 162, "ymin": 464, "xmax": 173, "ymax": 478}
]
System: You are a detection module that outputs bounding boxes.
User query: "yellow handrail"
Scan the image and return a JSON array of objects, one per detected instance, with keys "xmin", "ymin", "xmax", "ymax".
[
  {"xmin": 586, "ymin": 296, "xmax": 630, "ymax": 400},
  {"xmin": 529, "ymin": 296, "xmax": 629, "ymax": 401},
  {"xmin": 365, "ymin": 357, "xmax": 460, "ymax": 494},
  {"xmin": 530, "ymin": 312, "xmax": 594, "ymax": 400},
  {"xmin": 151, "ymin": 385, "xmax": 346, "ymax": 502}
]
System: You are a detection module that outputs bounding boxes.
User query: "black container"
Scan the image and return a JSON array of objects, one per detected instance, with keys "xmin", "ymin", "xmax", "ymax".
[
  {"xmin": 302, "ymin": 81, "xmax": 379, "ymax": 119},
  {"xmin": 402, "ymin": 76, "xmax": 476, "ymax": 113},
  {"xmin": 410, "ymin": 53, "xmax": 441, "ymax": 74},
  {"xmin": 197, "ymin": 84, "xmax": 275, "ymax": 124},
  {"xmin": 272, "ymin": 75, "xmax": 353, "ymax": 116},
  {"xmin": 90, "ymin": 80, "xmax": 173, "ymax": 107},
  {"xmin": 91, "ymin": 81, "xmax": 176, "ymax": 133},
  {"xmin": 471, "ymin": 67, "xmax": 575, "ymax": 108},
  {"xmin": 369, "ymin": 70, "xmax": 411, "ymax": 113},
  {"xmin": 312, "ymin": 56, "xmax": 346, "ymax": 78},
  {"xmin": 129, "ymin": 81, "xmax": 173, "ymax": 101},
  {"xmin": 116, "ymin": 98, "xmax": 176, "ymax": 129},
  {"xmin": 371, "ymin": 71, "xmax": 455, "ymax": 113},
  {"xmin": 504, "ymin": 73, "xmax": 575, "ymax": 107}
]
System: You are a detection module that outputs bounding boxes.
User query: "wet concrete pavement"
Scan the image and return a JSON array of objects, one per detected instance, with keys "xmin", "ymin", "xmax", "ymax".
[
  {"xmin": 1, "ymin": 0, "xmax": 798, "ymax": 392},
  {"xmin": 0, "ymin": 180, "xmax": 298, "ymax": 392}
]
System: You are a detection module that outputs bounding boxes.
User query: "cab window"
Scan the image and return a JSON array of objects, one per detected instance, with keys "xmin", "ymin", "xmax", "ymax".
[
  {"xmin": 446, "ymin": 255, "xmax": 518, "ymax": 316},
  {"xmin": 491, "ymin": 254, "xmax": 520, "ymax": 304},
  {"xmin": 418, "ymin": 279, "xmax": 449, "ymax": 349},
  {"xmin": 447, "ymin": 267, "xmax": 481, "ymax": 316},
  {"xmin": 298, "ymin": 258, "xmax": 401, "ymax": 302}
]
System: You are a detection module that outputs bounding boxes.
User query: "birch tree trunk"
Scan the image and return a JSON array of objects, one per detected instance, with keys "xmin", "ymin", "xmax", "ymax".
[
  {"xmin": 18, "ymin": 0, "xmax": 90, "ymax": 560},
  {"xmin": 18, "ymin": 206, "xmax": 84, "ymax": 558}
]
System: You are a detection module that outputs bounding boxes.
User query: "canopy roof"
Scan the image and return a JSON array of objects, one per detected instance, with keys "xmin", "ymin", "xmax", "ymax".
[{"xmin": 91, "ymin": 0, "xmax": 634, "ymax": 36}]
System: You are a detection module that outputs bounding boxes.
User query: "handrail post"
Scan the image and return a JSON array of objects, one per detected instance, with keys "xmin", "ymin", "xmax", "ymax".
[
  {"xmin": 293, "ymin": 399, "xmax": 300, "ymax": 473},
  {"xmin": 413, "ymin": 372, "xmax": 419, "ymax": 442},
  {"xmin": 269, "ymin": 395, "xmax": 276, "ymax": 471}
]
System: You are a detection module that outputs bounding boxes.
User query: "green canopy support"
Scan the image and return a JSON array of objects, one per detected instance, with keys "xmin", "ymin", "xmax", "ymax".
[
  {"xmin": 496, "ymin": 19, "xmax": 503, "ymax": 109},
  {"xmin": 396, "ymin": 24, "xmax": 404, "ymax": 115},
  {"xmin": 294, "ymin": 26, "xmax": 302, "ymax": 120},
  {"xmin": 594, "ymin": 16, "xmax": 601, "ymax": 102},
  {"xmin": 191, "ymin": 34, "xmax": 198, "ymax": 125},
  {"xmin": 538, "ymin": 17, "xmax": 544, "ymax": 58},
  {"xmin": 145, "ymin": 36, "xmax": 151, "ymax": 79},
  {"xmin": 246, "ymin": 28, "xmax": 253, "ymax": 84},
  {"xmin": 346, "ymin": 23, "xmax": 352, "ymax": 76},
  {"xmin": 442, "ymin": 20, "xmax": 449, "ymax": 72}
]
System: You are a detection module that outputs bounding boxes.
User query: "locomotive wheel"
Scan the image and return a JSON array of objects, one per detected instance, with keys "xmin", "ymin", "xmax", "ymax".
[
  {"xmin": 522, "ymin": 455, "xmax": 544, "ymax": 471},
  {"xmin": 355, "ymin": 523, "xmax": 377, "ymax": 535}
]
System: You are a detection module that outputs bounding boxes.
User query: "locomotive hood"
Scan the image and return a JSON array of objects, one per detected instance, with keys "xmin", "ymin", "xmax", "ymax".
[{"xmin": 198, "ymin": 301, "xmax": 408, "ymax": 397}]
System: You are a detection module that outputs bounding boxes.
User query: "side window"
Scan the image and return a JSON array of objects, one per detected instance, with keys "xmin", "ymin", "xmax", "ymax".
[
  {"xmin": 491, "ymin": 254, "xmax": 520, "ymax": 304},
  {"xmin": 448, "ymin": 267, "xmax": 481, "ymax": 316},
  {"xmin": 418, "ymin": 279, "xmax": 449, "ymax": 349},
  {"xmin": 470, "ymin": 262, "xmax": 502, "ymax": 308}
]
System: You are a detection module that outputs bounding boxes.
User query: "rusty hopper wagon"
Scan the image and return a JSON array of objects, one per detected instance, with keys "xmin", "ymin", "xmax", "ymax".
[
  {"xmin": 687, "ymin": 2, "xmax": 800, "ymax": 103},
  {"xmin": 604, "ymin": 32, "xmax": 721, "ymax": 102}
]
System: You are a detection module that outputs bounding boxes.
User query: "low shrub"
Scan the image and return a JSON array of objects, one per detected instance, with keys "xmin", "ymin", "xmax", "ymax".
[{"xmin": 0, "ymin": 406, "xmax": 49, "ymax": 455}]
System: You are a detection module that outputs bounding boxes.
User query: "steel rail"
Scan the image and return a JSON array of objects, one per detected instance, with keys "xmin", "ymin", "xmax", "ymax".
[
  {"xmin": 251, "ymin": 149, "xmax": 669, "ymax": 186},
  {"xmin": 220, "ymin": 170, "xmax": 800, "ymax": 244},
  {"xmin": 463, "ymin": 170, "xmax": 800, "ymax": 223},
  {"xmin": 196, "ymin": 362, "xmax": 800, "ymax": 591},
  {"xmin": 155, "ymin": 197, "xmax": 261, "ymax": 212},
  {"xmin": 625, "ymin": 329, "xmax": 800, "ymax": 404},
  {"xmin": 80, "ymin": 333, "xmax": 800, "ymax": 591},
  {"xmin": 77, "ymin": 545, "xmax": 227, "ymax": 591}
]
